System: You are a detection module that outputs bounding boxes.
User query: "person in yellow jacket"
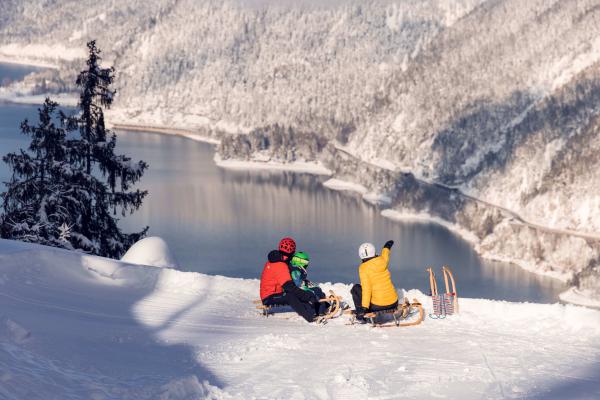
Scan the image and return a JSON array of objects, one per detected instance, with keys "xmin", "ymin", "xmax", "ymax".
[{"xmin": 351, "ymin": 240, "xmax": 398, "ymax": 322}]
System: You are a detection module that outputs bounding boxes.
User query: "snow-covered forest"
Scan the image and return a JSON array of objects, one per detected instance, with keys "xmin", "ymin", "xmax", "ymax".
[{"xmin": 1, "ymin": 0, "xmax": 599, "ymax": 300}]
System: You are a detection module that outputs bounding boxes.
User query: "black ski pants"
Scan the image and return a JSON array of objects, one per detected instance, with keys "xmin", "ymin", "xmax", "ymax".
[{"xmin": 262, "ymin": 292, "xmax": 316, "ymax": 322}]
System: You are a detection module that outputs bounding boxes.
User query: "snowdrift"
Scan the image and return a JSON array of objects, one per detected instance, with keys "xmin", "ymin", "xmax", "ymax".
[
  {"xmin": 121, "ymin": 236, "xmax": 179, "ymax": 269},
  {"xmin": 0, "ymin": 239, "xmax": 599, "ymax": 399}
]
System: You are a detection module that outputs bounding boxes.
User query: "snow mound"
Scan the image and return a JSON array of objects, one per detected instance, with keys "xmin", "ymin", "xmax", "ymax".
[
  {"xmin": 121, "ymin": 236, "xmax": 179, "ymax": 269},
  {"xmin": 560, "ymin": 287, "xmax": 600, "ymax": 309}
]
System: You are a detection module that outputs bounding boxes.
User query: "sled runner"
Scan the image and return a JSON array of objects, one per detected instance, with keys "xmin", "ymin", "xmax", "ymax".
[
  {"xmin": 254, "ymin": 302, "xmax": 293, "ymax": 317},
  {"xmin": 345, "ymin": 297, "xmax": 424, "ymax": 327},
  {"xmin": 254, "ymin": 290, "xmax": 344, "ymax": 323},
  {"xmin": 315, "ymin": 290, "xmax": 345, "ymax": 324},
  {"xmin": 427, "ymin": 266, "xmax": 459, "ymax": 318}
]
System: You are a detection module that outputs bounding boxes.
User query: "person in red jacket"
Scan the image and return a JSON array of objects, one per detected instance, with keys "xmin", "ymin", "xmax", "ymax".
[{"xmin": 260, "ymin": 237, "xmax": 316, "ymax": 322}]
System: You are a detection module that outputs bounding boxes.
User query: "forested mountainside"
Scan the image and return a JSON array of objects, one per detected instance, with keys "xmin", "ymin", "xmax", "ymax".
[{"xmin": 1, "ymin": 0, "xmax": 599, "ymax": 299}]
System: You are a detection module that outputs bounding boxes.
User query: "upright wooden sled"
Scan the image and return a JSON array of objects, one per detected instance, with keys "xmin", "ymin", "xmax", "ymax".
[{"xmin": 427, "ymin": 265, "xmax": 459, "ymax": 318}]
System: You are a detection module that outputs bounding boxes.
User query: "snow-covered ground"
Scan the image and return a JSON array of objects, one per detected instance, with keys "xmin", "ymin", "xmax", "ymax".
[
  {"xmin": 1, "ymin": 238, "xmax": 599, "ymax": 399},
  {"xmin": 559, "ymin": 288, "xmax": 600, "ymax": 310},
  {"xmin": 214, "ymin": 154, "xmax": 332, "ymax": 176},
  {"xmin": 0, "ymin": 91, "xmax": 78, "ymax": 107},
  {"xmin": 0, "ymin": 44, "xmax": 85, "ymax": 67},
  {"xmin": 109, "ymin": 123, "xmax": 221, "ymax": 145}
]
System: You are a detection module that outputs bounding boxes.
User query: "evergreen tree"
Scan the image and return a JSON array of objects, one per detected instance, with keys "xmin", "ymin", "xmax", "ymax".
[
  {"xmin": 1, "ymin": 40, "xmax": 149, "ymax": 258},
  {"xmin": 62, "ymin": 40, "xmax": 149, "ymax": 258},
  {"xmin": 1, "ymin": 98, "xmax": 71, "ymax": 247}
]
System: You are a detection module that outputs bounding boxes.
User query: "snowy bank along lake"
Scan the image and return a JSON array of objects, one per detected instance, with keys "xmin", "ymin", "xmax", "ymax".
[
  {"xmin": 0, "ymin": 61, "xmax": 42, "ymax": 86},
  {"xmin": 0, "ymin": 63, "xmax": 565, "ymax": 303}
]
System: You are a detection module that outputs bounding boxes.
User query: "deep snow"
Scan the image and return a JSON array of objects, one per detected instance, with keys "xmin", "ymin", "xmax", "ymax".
[{"xmin": 1, "ymin": 238, "xmax": 599, "ymax": 399}]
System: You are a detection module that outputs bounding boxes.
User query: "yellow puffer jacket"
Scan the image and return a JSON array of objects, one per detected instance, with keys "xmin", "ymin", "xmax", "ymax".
[{"xmin": 358, "ymin": 247, "xmax": 398, "ymax": 308}]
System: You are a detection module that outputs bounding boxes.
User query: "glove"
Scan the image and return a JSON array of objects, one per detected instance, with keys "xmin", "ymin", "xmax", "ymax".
[
  {"xmin": 355, "ymin": 306, "xmax": 367, "ymax": 319},
  {"xmin": 384, "ymin": 240, "xmax": 394, "ymax": 249},
  {"xmin": 304, "ymin": 279, "xmax": 316, "ymax": 288}
]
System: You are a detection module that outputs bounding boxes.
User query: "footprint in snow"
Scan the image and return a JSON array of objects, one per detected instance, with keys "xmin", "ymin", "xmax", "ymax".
[{"xmin": 326, "ymin": 372, "xmax": 369, "ymax": 399}]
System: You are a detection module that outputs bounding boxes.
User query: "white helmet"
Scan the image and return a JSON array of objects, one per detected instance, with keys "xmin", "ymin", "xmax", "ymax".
[{"xmin": 358, "ymin": 242, "xmax": 376, "ymax": 260}]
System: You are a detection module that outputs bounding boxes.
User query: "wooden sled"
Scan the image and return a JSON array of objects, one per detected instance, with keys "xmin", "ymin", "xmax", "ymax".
[
  {"xmin": 427, "ymin": 265, "xmax": 459, "ymax": 318},
  {"xmin": 316, "ymin": 290, "xmax": 344, "ymax": 324},
  {"xmin": 255, "ymin": 290, "xmax": 343, "ymax": 323},
  {"xmin": 442, "ymin": 265, "xmax": 459, "ymax": 313},
  {"xmin": 255, "ymin": 303, "xmax": 293, "ymax": 317},
  {"xmin": 345, "ymin": 297, "xmax": 424, "ymax": 327}
]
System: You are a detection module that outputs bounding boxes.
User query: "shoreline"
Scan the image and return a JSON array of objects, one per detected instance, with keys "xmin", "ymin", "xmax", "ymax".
[
  {"xmin": 0, "ymin": 99, "xmax": 589, "ymax": 302},
  {"xmin": 0, "ymin": 92, "xmax": 79, "ymax": 107},
  {"xmin": 324, "ymin": 181, "xmax": 572, "ymax": 283},
  {"xmin": 0, "ymin": 44, "xmax": 85, "ymax": 68},
  {"xmin": 111, "ymin": 123, "xmax": 220, "ymax": 145},
  {"xmin": 106, "ymin": 123, "xmax": 586, "ymax": 285},
  {"xmin": 214, "ymin": 154, "xmax": 333, "ymax": 175},
  {"xmin": 0, "ymin": 56, "xmax": 60, "ymax": 69}
]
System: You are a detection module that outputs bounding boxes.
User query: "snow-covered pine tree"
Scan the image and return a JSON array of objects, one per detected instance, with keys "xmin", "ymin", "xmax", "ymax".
[
  {"xmin": 61, "ymin": 40, "xmax": 148, "ymax": 258},
  {"xmin": 1, "ymin": 98, "xmax": 72, "ymax": 247},
  {"xmin": 1, "ymin": 41, "xmax": 149, "ymax": 258}
]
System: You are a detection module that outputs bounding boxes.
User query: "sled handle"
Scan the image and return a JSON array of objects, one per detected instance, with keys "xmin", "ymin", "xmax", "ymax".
[
  {"xmin": 442, "ymin": 265, "xmax": 457, "ymax": 295},
  {"xmin": 427, "ymin": 267, "xmax": 438, "ymax": 296},
  {"xmin": 443, "ymin": 266, "xmax": 451, "ymax": 294},
  {"xmin": 442, "ymin": 265, "xmax": 459, "ymax": 313}
]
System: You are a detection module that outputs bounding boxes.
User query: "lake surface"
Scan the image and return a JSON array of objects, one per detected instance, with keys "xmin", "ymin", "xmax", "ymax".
[
  {"xmin": 0, "ymin": 63, "xmax": 566, "ymax": 303},
  {"xmin": 0, "ymin": 62, "xmax": 42, "ymax": 86}
]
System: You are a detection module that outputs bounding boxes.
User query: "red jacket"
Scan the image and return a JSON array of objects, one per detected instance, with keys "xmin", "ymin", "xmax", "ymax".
[{"xmin": 260, "ymin": 260, "xmax": 292, "ymax": 299}]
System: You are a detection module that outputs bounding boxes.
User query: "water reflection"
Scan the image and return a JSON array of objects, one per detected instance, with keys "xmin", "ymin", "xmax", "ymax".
[
  {"xmin": 0, "ymin": 103, "xmax": 46, "ymax": 180},
  {"xmin": 115, "ymin": 130, "xmax": 565, "ymax": 303},
  {"xmin": 0, "ymin": 62, "xmax": 566, "ymax": 303}
]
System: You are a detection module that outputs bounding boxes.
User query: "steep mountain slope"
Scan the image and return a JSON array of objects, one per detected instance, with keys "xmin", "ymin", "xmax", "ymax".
[
  {"xmin": 349, "ymin": 0, "xmax": 600, "ymax": 231},
  {"xmin": 0, "ymin": 0, "xmax": 599, "ymax": 297},
  {"xmin": 0, "ymin": 0, "xmax": 484, "ymax": 131}
]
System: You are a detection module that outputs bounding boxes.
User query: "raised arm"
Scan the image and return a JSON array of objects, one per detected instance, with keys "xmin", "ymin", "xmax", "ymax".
[{"xmin": 381, "ymin": 240, "xmax": 393, "ymax": 266}]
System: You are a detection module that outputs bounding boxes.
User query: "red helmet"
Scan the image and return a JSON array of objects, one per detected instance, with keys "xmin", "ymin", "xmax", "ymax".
[{"xmin": 279, "ymin": 237, "xmax": 296, "ymax": 255}]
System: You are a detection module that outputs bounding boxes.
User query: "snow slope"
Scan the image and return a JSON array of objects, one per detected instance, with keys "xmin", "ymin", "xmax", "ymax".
[
  {"xmin": 121, "ymin": 236, "xmax": 180, "ymax": 269},
  {"xmin": 2, "ymin": 0, "xmax": 600, "ymax": 295},
  {"xmin": 1, "ymin": 239, "xmax": 599, "ymax": 399}
]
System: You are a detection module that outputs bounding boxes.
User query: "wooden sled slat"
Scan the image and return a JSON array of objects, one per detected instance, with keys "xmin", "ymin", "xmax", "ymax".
[
  {"xmin": 375, "ymin": 301, "xmax": 424, "ymax": 328},
  {"xmin": 442, "ymin": 265, "xmax": 459, "ymax": 314},
  {"xmin": 316, "ymin": 290, "xmax": 342, "ymax": 324},
  {"xmin": 255, "ymin": 290, "xmax": 344, "ymax": 322},
  {"xmin": 346, "ymin": 298, "xmax": 424, "ymax": 327}
]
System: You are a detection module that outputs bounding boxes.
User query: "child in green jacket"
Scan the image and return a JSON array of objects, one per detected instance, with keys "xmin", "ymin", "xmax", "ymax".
[{"xmin": 289, "ymin": 251, "xmax": 329, "ymax": 314}]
